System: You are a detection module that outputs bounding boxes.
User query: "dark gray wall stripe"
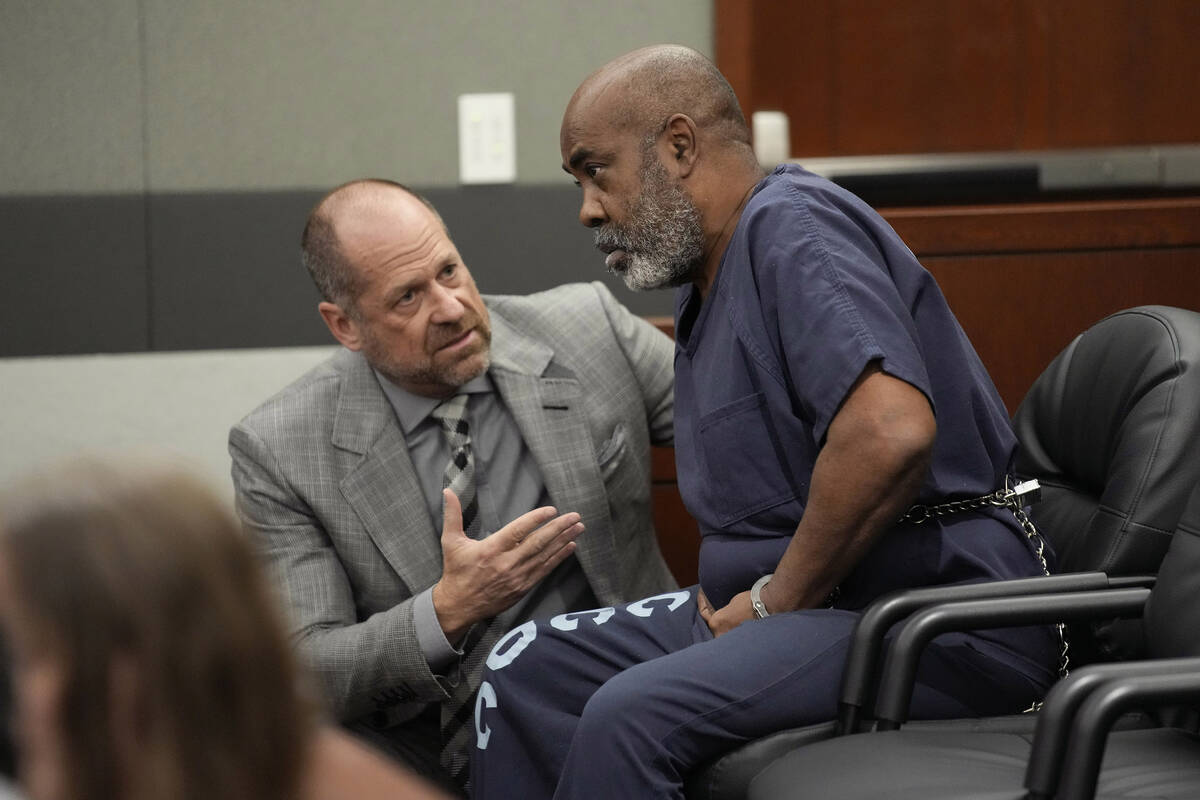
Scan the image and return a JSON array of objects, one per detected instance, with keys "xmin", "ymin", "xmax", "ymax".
[
  {"xmin": 2, "ymin": 185, "xmax": 674, "ymax": 357},
  {"xmin": 2, "ymin": 194, "xmax": 150, "ymax": 356}
]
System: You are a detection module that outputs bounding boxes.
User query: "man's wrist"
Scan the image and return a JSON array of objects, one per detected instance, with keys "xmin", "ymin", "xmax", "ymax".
[
  {"xmin": 413, "ymin": 588, "xmax": 462, "ymax": 673},
  {"xmin": 431, "ymin": 580, "xmax": 472, "ymax": 644}
]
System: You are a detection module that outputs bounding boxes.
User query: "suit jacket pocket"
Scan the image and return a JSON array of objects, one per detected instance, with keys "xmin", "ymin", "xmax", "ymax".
[
  {"xmin": 698, "ymin": 393, "xmax": 797, "ymax": 527},
  {"xmin": 595, "ymin": 423, "xmax": 628, "ymax": 481}
]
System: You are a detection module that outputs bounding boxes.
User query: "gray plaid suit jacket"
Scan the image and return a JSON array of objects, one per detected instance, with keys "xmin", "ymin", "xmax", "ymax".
[{"xmin": 229, "ymin": 282, "xmax": 677, "ymax": 727}]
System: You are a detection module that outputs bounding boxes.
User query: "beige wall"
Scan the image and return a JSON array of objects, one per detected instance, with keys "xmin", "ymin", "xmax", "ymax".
[
  {"xmin": 2, "ymin": 0, "xmax": 713, "ymax": 194},
  {"xmin": 0, "ymin": 346, "xmax": 339, "ymax": 498}
]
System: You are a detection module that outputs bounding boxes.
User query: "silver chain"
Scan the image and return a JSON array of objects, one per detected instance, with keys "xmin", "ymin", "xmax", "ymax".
[{"xmin": 902, "ymin": 477, "xmax": 1070, "ymax": 709}]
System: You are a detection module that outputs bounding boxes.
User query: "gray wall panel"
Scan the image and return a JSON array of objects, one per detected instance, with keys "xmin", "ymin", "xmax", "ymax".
[
  {"xmin": 3, "ymin": 1, "xmax": 705, "ymax": 356},
  {"xmin": 0, "ymin": 195, "xmax": 148, "ymax": 356},
  {"xmin": 0, "ymin": 0, "xmax": 144, "ymax": 194},
  {"xmin": 141, "ymin": 0, "xmax": 712, "ymax": 190},
  {"xmin": 147, "ymin": 191, "xmax": 330, "ymax": 350},
  {"xmin": 149, "ymin": 185, "xmax": 673, "ymax": 351}
]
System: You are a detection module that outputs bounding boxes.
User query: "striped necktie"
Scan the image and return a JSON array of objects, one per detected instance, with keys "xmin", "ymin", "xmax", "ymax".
[
  {"xmin": 430, "ymin": 392, "xmax": 492, "ymax": 791},
  {"xmin": 431, "ymin": 393, "xmax": 480, "ymax": 539}
]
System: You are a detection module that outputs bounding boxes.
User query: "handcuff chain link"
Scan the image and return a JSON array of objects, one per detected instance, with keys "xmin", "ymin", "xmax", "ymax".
[
  {"xmin": 901, "ymin": 477, "xmax": 1070, "ymax": 709},
  {"xmin": 901, "ymin": 487, "xmax": 1018, "ymax": 525}
]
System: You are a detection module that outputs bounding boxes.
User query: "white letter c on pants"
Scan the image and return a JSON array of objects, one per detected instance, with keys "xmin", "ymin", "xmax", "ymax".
[{"xmin": 475, "ymin": 680, "xmax": 497, "ymax": 750}]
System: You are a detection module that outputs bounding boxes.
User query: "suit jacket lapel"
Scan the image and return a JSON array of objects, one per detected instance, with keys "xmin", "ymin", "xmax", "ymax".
[
  {"xmin": 489, "ymin": 314, "xmax": 619, "ymax": 602},
  {"xmin": 331, "ymin": 351, "xmax": 442, "ymax": 595}
]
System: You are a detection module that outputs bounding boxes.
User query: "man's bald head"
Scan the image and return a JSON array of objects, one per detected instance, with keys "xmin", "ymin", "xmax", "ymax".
[
  {"xmin": 300, "ymin": 179, "xmax": 445, "ymax": 313},
  {"xmin": 565, "ymin": 45, "xmax": 751, "ymax": 150},
  {"xmin": 561, "ymin": 46, "xmax": 765, "ymax": 296}
]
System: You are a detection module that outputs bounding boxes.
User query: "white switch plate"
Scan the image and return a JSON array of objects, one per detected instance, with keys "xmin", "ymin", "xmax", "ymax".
[{"xmin": 458, "ymin": 93, "xmax": 516, "ymax": 184}]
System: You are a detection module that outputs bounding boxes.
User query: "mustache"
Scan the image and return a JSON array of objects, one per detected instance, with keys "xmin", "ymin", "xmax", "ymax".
[
  {"xmin": 594, "ymin": 224, "xmax": 630, "ymax": 252},
  {"xmin": 427, "ymin": 312, "xmax": 486, "ymax": 350}
]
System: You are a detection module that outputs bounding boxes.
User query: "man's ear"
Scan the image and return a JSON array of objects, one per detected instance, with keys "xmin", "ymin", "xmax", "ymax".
[
  {"xmin": 663, "ymin": 114, "xmax": 699, "ymax": 178},
  {"xmin": 318, "ymin": 301, "xmax": 364, "ymax": 351}
]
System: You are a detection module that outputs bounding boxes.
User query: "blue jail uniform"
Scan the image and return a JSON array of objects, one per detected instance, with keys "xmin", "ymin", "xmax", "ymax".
[{"xmin": 470, "ymin": 166, "xmax": 1059, "ymax": 800}]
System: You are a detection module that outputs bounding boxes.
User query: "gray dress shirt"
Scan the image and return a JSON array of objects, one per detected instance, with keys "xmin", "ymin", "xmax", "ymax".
[{"xmin": 375, "ymin": 369, "xmax": 597, "ymax": 673}]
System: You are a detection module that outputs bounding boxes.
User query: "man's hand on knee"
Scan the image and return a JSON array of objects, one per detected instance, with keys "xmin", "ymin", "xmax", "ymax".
[
  {"xmin": 431, "ymin": 489, "xmax": 584, "ymax": 642},
  {"xmin": 698, "ymin": 588, "xmax": 756, "ymax": 637}
]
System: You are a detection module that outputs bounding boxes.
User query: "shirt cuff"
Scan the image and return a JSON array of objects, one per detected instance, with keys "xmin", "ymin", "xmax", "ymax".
[{"xmin": 413, "ymin": 586, "xmax": 464, "ymax": 674}]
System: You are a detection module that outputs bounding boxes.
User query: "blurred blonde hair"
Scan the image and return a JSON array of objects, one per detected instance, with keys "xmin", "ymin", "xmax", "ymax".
[{"xmin": 0, "ymin": 460, "xmax": 315, "ymax": 800}]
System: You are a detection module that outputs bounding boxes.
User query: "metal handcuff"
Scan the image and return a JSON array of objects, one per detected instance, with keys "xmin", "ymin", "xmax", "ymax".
[
  {"xmin": 749, "ymin": 478, "xmax": 1066, "ymax": 676},
  {"xmin": 904, "ymin": 476, "xmax": 1070, "ymax": 684},
  {"xmin": 751, "ymin": 575, "xmax": 839, "ymax": 619}
]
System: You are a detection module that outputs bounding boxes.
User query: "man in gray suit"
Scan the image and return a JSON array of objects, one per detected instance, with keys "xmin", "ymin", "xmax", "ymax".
[{"xmin": 229, "ymin": 179, "xmax": 676, "ymax": 794}]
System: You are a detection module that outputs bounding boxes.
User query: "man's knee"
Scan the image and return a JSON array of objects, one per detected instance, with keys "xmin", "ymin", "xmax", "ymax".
[{"xmin": 576, "ymin": 664, "xmax": 662, "ymax": 743}]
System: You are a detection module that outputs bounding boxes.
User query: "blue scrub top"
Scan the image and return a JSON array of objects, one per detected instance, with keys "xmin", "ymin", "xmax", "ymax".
[{"xmin": 674, "ymin": 165, "xmax": 1051, "ymax": 608}]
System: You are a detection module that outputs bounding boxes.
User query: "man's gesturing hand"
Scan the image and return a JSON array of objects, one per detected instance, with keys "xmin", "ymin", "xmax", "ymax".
[{"xmin": 431, "ymin": 488, "xmax": 584, "ymax": 642}]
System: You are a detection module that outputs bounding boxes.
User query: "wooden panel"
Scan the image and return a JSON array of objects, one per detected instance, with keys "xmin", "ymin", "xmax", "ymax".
[
  {"xmin": 651, "ymin": 444, "xmax": 677, "ymax": 481},
  {"xmin": 883, "ymin": 197, "xmax": 1200, "ymax": 255},
  {"xmin": 927, "ymin": 248, "xmax": 1200, "ymax": 412},
  {"xmin": 829, "ymin": 0, "xmax": 1030, "ymax": 155},
  {"xmin": 880, "ymin": 197, "xmax": 1200, "ymax": 411},
  {"xmin": 648, "ymin": 319, "xmax": 696, "ymax": 585},
  {"xmin": 1044, "ymin": 0, "xmax": 1200, "ymax": 148},
  {"xmin": 715, "ymin": 0, "xmax": 1200, "ymax": 157},
  {"xmin": 713, "ymin": 0, "xmax": 755, "ymax": 115},
  {"xmin": 647, "ymin": 316, "xmax": 675, "ymax": 339},
  {"xmin": 736, "ymin": 0, "xmax": 837, "ymax": 157},
  {"xmin": 653, "ymin": 483, "xmax": 700, "ymax": 587},
  {"xmin": 1135, "ymin": 0, "xmax": 1200, "ymax": 145}
]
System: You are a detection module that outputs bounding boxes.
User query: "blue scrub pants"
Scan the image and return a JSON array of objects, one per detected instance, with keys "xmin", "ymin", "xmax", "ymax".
[{"xmin": 470, "ymin": 587, "xmax": 1052, "ymax": 800}]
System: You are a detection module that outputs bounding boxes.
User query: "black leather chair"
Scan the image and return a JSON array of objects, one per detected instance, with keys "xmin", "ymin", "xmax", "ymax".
[
  {"xmin": 1013, "ymin": 305, "xmax": 1200, "ymax": 665},
  {"xmin": 686, "ymin": 305, "xmax": 1200, "ymax": 799},
  {"xmin": 748, "ymin": 477, "xmax": 1200, "ymax": 800}
]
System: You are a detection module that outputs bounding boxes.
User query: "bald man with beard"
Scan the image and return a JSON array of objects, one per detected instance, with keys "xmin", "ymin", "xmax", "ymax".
[{"xmin": 469, "ymin": 46, "xmax": 1059, "ymax": 799}]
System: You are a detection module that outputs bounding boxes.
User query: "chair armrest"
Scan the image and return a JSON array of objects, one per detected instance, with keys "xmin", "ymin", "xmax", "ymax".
[
  {"xmin": 835, "ymin": 571, "xmax": 1113, "ymax": 734},
  {"xmin": 1051, "ymin": 661, "xmax": 1200, "ymax": 800},
  {"xmin": 1106, "ymin": 574, "xmax": 1157, "ymax": 589},
  {"xmin": 872, "ymin": 587, "xmax": 1152, "ymax": 728},
  {"xmin": 1024, "ymin": 657, "xmax": 1200, "ymax": 799}
]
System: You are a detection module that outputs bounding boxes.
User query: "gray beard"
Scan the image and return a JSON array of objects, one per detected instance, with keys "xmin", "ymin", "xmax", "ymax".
[
  {"xmin": 374, "ymin": 350, "xmax": 490, "ymax": 393},
  {"xmin": 594, "ymin": 159, "xmax": 706, "ymax": 292}
]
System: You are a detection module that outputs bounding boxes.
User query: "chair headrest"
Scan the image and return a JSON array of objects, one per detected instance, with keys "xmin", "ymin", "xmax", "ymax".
[{"xmin": 1013, "ymin": 306, "xmax": 1200, "ymax": 575}]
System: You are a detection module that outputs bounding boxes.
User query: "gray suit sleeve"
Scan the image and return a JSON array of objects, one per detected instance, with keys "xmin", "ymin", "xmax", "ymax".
[
  {"xmin": 590, "ymin": 281, "xmax": 675, "ymax": 446},
  {"xmin": 229, "ymin": 422, "xmax": 452, "ymax": 723}
]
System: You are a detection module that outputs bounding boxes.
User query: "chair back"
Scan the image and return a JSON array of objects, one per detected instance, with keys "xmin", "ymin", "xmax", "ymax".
[
  {"xmin": 1145, "ymin": 481, "xmax": 1200, "ymax": 659},
  {"xmin": 1013, "ymin": 306, "xmax": 1200, "ymax": 575},
  {"xmin": 1013, "ymin": 306, "xmax": 1200, "ymax": 662}
]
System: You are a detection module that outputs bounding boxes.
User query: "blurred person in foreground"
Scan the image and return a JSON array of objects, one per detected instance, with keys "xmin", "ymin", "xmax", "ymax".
[{"xmin": 0, "ymin": 460, "xmax": 449, "ymax": 800}]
